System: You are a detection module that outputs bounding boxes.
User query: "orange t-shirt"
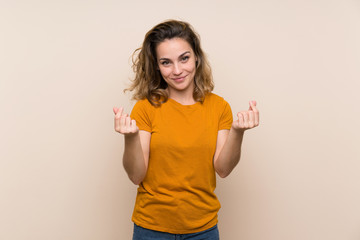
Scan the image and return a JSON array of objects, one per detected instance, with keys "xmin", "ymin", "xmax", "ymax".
[{"xmin": 130, "ymin": 93, "xmax": 233, "ymax": 234}]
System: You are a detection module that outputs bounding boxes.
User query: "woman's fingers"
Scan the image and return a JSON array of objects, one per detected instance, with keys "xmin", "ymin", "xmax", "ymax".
[
  {"xmin": 125, "ymin": 116, "xmax": 131, "ymax": 131},
  {"xmin": 113, "ymin": 106, "xmax": 138, "ymax": 135},
  {"xmin": 248, "ymin": 110, "xmax": 254, "ymax": 127},
  {"xmin": 114, "ymin": 107, "xmax": 122, "ymax": 132},
  {"xmin": 248, "ymin": 100, "xmax": 257, "ymax": 110},
  {"xmin": 115, "ymin": 107, "xmax": 123, "ymax": 116},
  {"xmin": 233, "ymin": 101, "xmax": 260, "ymax": 131},
  {"xmin": 120, "ymin": 112, "xmax": 126, "ymax": 129},
  {"xmin": 249, "ymin": 101, "xmax": 260, "ymax": 126},
  {"xmin": 242, "ymin": 111, "xmax": 249, "ymax": 128},
  {"xmin": 131, "ymin": 119, "xmax": 138, "ymax": 132}
]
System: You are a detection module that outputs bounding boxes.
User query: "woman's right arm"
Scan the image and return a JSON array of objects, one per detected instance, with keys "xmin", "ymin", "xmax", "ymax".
[{"xmin": 114, "ymin": 107, "xmax": 151, "ymax": 185}]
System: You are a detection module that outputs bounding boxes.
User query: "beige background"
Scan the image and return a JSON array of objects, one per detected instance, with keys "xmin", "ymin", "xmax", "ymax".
[{"xmin": 1, "ymin": 0, "xmax": 360, "ymax": 239}]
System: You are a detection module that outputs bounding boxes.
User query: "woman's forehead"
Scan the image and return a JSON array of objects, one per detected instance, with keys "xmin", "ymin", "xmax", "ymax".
[{"xmin": 156, "ymin": 38, "xmax": 193, "ymax": 58}]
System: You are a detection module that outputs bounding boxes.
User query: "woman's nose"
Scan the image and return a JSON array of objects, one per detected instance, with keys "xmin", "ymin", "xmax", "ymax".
[{"xmin": 173, "ymin": 63, "xmax": 182, "ymax": 75}]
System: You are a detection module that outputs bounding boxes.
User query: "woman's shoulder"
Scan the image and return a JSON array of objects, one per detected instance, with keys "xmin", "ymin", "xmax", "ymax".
[
  {"xmin": 133, "ymin": 98, "xmax": 153, "ymax": 108},
  {"xmin": 205, "ymin": 92, "xmax": 228, "ymax": 104},
  {"xmin": 131, "ymin": 98, "xmax": 155, "ymax": 114},
  {"xmin": 204, "ymin": 93, "xmax": 232, "ymax": 114}
]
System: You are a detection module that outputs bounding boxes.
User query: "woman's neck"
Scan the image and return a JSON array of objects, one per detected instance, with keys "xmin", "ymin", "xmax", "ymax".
[{"xmin": 166, "ymin": 88, "xmax": 196, "ymax": 105}]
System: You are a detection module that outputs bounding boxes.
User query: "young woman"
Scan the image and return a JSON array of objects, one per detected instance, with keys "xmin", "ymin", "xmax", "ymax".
[{"xmin": 113, "ymin": 20, "xmax": 259, "ymax": 240}]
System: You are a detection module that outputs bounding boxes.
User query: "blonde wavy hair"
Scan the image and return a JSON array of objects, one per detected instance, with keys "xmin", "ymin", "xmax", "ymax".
[{"xmin": 125, "ymin": 20, "xmax": 214, "ymax": 107}]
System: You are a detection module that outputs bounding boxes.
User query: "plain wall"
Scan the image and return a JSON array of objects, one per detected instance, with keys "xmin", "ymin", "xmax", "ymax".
[{"xmin": 1, "ymin": 0, "xmax": 360, "ymax": 239}]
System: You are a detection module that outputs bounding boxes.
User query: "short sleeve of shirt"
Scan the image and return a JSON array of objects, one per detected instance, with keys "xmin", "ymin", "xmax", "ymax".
[
  {"xmin": 130, "ymin": 99, "xmax": 152, "ymax": 132},
  {"xmin": 218, "ymin": 100, "xmax": 233, "ymax": 130}
]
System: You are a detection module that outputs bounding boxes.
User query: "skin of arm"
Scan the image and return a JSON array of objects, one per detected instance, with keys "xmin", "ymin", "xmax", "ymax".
[
  {"xmin": 213, "ymin": 129, "xmax": 243, "ymax": 178},
  {"xmin": 114, "ymin": 107, "xmax": 151, "ymax": 185},
  {"xmin": 213, "ymin": 101, "xmax": 259, "ymax": 178},
  {"xmin": 123, "ymin": 131, "xmax": 151, "ymax": 185}
]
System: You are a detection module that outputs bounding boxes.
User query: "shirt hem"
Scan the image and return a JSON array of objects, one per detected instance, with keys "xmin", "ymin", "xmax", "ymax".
[{"xmin": 132, "ymin": 218, "xmax": 218, "ymax": 234}]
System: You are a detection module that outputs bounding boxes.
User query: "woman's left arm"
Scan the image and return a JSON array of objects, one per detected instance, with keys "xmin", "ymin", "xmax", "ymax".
[{"xmin": 213, "ymin": 101, "xmax": 259, "ymax": 178}]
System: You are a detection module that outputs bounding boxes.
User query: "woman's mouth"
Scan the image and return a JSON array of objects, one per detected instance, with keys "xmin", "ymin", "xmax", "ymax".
[{"xmin": 172, "ymin": 75, "xmax": 187, "ymax": 82}]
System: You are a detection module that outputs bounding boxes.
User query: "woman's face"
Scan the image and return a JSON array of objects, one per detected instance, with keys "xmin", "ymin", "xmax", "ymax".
[{"xmin": 156, "ymin": 38, "xmax": 197, "ymax": 96}]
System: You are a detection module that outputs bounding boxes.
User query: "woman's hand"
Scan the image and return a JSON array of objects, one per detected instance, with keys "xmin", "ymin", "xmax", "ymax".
[
  {"xmin": 232, "ymin": 101, "xmax": 260, "ymax": 132},
  {"xmin": 113, "ymin": 107, "xmax": 139, "ymax": 135}
]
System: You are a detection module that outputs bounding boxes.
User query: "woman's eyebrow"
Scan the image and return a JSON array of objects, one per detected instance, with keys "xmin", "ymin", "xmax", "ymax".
[
  {"xmin": 159, "ymin": 51, "xmax": 191, "ymax": 61},
  {"xmin": 178, "ymin": 51, "xmax": 191, "ymax": 58}
]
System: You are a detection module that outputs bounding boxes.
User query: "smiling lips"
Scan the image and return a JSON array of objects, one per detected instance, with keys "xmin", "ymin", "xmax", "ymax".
[{"xmin": 172, "ymin": 75, "xmax": 187, "ymax": 82}]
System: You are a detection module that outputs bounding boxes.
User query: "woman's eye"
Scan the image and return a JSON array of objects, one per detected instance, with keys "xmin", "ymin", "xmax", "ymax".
[
  {"xmin": 161, "ymin": 61, "xmax": 169, "ymax": 65},
  {"xmin": 181, "ymin": 56, "xmax": 189, "ymax": 62}
]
